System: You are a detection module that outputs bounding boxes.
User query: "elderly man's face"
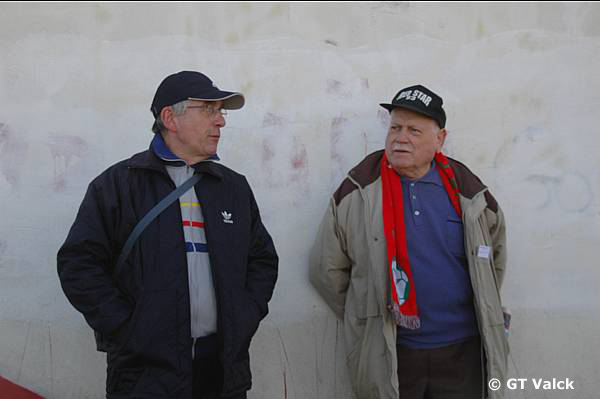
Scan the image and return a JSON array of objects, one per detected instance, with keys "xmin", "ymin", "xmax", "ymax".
[
  {"xmin": 384, "ymin": 108, "xmax": 446, "ymax": 179},
  {"xmin": 171, "ymin": 100, "xmax": 226, "ymax": 161}
]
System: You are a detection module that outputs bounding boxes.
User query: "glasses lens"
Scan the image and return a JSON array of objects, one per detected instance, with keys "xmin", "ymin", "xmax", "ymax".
[{"xmin": 187, "ymin": 105, "xmax": 226, "ymax": 117}]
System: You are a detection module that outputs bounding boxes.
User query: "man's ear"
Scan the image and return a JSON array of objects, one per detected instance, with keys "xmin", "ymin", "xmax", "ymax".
[
  {"xmin": 436, "ymin": 128, "xmax": 447, "ymax": 153},
  {"xmin": 160, "ymin": 106, "xmax": 177, "ymax": 132}
]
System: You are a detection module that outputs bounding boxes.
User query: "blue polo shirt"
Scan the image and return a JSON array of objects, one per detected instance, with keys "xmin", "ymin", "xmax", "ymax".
[{"xmin": 395, "ymin": 163, "xmax": 479, "ymax": 349}]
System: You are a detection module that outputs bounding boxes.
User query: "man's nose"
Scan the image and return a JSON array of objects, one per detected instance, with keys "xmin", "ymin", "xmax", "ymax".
[
  {"xmin": 395, "ymin": 128, "xmax": 410, "ymax": 141},
  {"xmin": 215, "ymin": 113, "xmax": 226, "ymax": 127}
]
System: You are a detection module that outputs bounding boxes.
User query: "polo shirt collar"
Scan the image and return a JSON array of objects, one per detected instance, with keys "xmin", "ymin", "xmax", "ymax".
[{"xmin": 402, "ymin": 161, "xmax": 443, "ymax": 187}]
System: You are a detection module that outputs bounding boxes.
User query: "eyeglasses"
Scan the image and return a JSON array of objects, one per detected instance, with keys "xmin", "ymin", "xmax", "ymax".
[{"xmin": 186, "ymin": 105, "xmax": 228, "ymax": 117}]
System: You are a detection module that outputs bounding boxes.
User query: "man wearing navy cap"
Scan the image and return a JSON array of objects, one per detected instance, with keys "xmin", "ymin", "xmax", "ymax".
[
  {"xmin": 58, "ymin": 71, "xmax": 278, "ymax": 399},
  {"xmin": 310, "ymin": 85, "xmax": 509, "ymax": 398}
]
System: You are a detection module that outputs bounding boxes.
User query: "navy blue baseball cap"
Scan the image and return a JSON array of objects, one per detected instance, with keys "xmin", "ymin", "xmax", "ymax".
[
  {"xmin": 151, "ymin": 71, "xmax": 245, "ymax": 117},
  {"xmin": 380, "ymin": 84, "xmax": 446, "ymax": 128}
]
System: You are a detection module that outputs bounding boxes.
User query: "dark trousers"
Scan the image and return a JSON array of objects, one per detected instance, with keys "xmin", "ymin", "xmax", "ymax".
[
  {"xmin": 396, "ymin": 336, "xmax": 484, "ymax": 399},
  {"xmin": 192, "ymin": 335, "xmax": 247, "ymax": 399}
]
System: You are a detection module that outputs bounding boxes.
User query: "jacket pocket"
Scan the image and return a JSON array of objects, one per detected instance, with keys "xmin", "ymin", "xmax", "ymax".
[
  {"xmin": 486, "ymin": 322, "xmax": 510, "ymax": 377},
  {"xmin": 346, "ymin": 338, "xmax": 361, "ymax": 388},
  {"xmin": 106, "ymin": 290, "xmax": 179, "ymax": 397},
  {"xmin": 232, "ymin": 291, "xmax": 262, "ymax": 359},
  {"xmin": 345, "ymin": 313, "xmax": 382, "ymax": 398},
  {"xmin": 108, "ymin": 367, "xmax": 144, "ymax": 394},
  {"xmin": 108, "ymin": 366, "xmax": 178, "ymax": 397},
  {"xmin": 122, "ymin": 289, "xmax": 178, "ymax": 364}
]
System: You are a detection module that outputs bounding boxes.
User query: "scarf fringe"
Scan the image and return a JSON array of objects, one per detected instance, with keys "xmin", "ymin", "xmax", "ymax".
[{"xmin": 390, "ymin": 303, "xmax": 421, "ymax": 330}]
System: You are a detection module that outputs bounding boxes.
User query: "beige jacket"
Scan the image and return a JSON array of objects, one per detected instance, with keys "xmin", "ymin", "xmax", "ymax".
[{"xmin": 310, "ymin": 150, "xmax": 508, "ymax": 399}]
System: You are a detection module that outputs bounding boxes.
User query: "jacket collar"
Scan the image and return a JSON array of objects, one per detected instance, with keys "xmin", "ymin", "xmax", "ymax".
[
  {"xmin": 151, "ymin": 134, "xmax": 220, "ymax": 164},
  {"xmin": 341, "ymin": 150, "xmax": 494, "ymax": 210},
  {"xmin": 127, "ymin": 135, "xmax": 224, "ymax": 180}
]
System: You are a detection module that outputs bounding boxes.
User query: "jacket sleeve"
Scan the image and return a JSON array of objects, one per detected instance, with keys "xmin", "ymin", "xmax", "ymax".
[
  {"xmin": 57, "ymin": 179, "xmax": 133, "ymax": 336},
  {"xmin": 245, "ymin": 184, "xmax": 279, "ymax": 319},
  {"xmin": 309, "ymin": 197, "xmax": 352, "ymax": 319},
  {"xmin": 488, "ymin": 202, "xmax": 507, "ymax": 290}
]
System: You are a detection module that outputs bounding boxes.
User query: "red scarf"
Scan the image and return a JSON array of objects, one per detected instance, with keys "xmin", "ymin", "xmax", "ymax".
[{"xmin": 381, "ymin": 152, "xmax": 462, "ymax": 329}]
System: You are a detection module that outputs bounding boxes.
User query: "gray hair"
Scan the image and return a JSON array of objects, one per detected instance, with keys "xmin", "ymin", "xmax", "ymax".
[{"xmin": 151, "ymin": 100, "xmax": 190, "ymax": 134}]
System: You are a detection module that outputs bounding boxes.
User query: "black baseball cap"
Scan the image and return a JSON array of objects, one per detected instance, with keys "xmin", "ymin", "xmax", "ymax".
[
  {"xmin": 380, "ymin": 84, "xmax": 446, "ymax": 128},
  {"xmin": 151, "ymin": 71, "xmax": 245, "ymax": 117}
]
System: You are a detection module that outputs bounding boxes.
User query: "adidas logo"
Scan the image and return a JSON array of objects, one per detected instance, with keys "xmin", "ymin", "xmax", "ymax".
[{"xmin": 221, "ymin": 211, "xmax": 233, "ymax": 224}]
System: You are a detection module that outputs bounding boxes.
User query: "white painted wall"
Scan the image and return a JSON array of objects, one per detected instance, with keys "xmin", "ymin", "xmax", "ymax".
[{"xmin": 1, "ymin": 3, "xmax": 599, "ymax": 398}]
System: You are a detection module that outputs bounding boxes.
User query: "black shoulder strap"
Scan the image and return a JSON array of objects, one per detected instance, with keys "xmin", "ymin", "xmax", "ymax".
[
  {"xmin": 95, "ymin": 173, "xmax": 201, "ymax": 352},
  {"xmin": 116, "ymin": 173, "xmax": 202, "ymax": 269}
]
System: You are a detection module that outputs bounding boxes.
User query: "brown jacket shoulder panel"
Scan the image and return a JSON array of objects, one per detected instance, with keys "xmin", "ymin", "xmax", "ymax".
[
  {"xmin": 448, "ymin": 157, "xmax": 498, "ymax": 213},
  {"xmin": 334, "ymin": 150, "xmax": 384, "ymax": 206},
  {"xmin": 333, "ymin": 177, "xmax": 358, "ymax": 207}
]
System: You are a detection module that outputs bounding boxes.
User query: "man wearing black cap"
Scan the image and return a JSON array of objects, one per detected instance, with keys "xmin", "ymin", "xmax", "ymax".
[
  {"xmin": 310, "ymin": 85, "xmax": 509, "ymax": 399},
  {"xmin": 58, "ymin": 71, "xmax": 278, "ymax": 399}
]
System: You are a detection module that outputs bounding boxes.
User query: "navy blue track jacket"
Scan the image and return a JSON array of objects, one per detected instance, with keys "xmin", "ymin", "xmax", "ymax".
[{"xmin": 57, "ymin": 146, "xmax": 278, "ymax": 398}]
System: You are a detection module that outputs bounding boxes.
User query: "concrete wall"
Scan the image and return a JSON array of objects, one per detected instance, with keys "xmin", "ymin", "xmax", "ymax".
[{"xmin": 1, "ymin": 2, "xmax": 599, "ymax": 398}]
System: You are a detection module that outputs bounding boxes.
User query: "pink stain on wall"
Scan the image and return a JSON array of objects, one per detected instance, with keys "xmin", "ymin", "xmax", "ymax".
[
  {"xmin": 330, "ymin": 116, "xmax": 347, "ymax": 164},
  {"xmin": 0, "ymin": 123, "xmax": 28, "ymax": 188},
  {"xmin": 290, "ymin": 137, "xmax": 309, "ymax": 203},
  {"xmin": 291, "ymin": 146, "xmax": 307, "ymax": 171},
  {"xmin": 261, "ymin": 113, "xmax": 286, "ymax": 189},
  {"xmin": 290, "ymin": 138, "xmax": 308, "ymax": 179},
  {"xmin": 262, "ymin": 140, "xmax": 275, "ymax": 164},
  {"xmin": 329, "ymin": 116, "xmax": 351, "ymax": 189},
  {"xmin": 261, "ymin": 138, "xmax": 283, "ymax": 189}
]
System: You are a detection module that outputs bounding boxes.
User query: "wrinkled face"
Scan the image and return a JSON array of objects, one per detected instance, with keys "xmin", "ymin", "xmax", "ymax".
[
  {"xmin": 171, "ymin": 100, "xmax": 226, "ymax": 161},
  {"xmin": 384, "ymin": 108, "xmax": 446, "ymax": 179}
]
